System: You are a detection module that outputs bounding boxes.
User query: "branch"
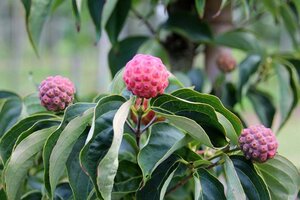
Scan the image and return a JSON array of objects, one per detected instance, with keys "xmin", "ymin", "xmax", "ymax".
[
  {"xmin": 131, "ymin": 8, "xmax": 156, "ymax": 35},
  {"xmin": 166, "ymin": 173, "xmax": 193, "ymax": 195}
]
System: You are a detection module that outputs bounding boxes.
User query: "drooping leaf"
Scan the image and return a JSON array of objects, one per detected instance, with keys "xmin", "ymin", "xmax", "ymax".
[
  {"xmin": 215, "ymin": 30, "xmax": 263, "ymax": 52},
  {"xmin": 223, "ymin": 154, "xmax": 246, "ymax": 200},
  {"xmin": 279, "ymin": 4, "xmax": 298, "ymax": 47},
  {"xmin": 237, "ymin": 54, "xmax": 262, "ymax": 99},
  {"xmin": 136, "ymin": 155, "xmax": 180, "ymax": 200},
  {"xmin": 171, "ymin": 88, "xmax": 242, "ymax": 138},
  {"xmin": 255, "ymin": 155, "xmax": 300, "ymax": 200},
  {"xmin": 108, "ymin": 36, "xmax": 149, "ymax": 77},
  {"xmin": 105, "ymin": 0, "xmax": 131, "ymax": 44},
  {"xmin": 230, "ymin": 155, "xmax": 271, "ymax": 200},
  {"xmin": 72, "ymin": 0, "xmax": 82, "ymax": 31},
  {"xmin": 274, "ymin": 61, "xmax": 299, "ymax": 129},
  {"xmin": 0, "ymin": 91, "xmax": 22, "ymax": 136},
  {"xmin": 247, "ymin": 88, "xmax": 275, "ymax": 128},
  {"xmin": 4, "ymin": 126, "xmax": 58, "ymax": 200},
  {"xmin": 66, "ymin": 131, "xmax": 93, "ymax": 200},
  {"xmin": 195, "ymin": 0, "xmax": 206, "ymax": 18},
  {"xmin": 43, "ymin": 103, "xmax": 95, "ymax": 198},
  {"xmin": 48, "ymin": 108, "xmax": 94, "ymax": 198},
  {"xmin": 0, "ymin": 114, "xmax": 57, "ymax": 164},
  {"xmin": 197, "ymin": 168, "xmax": 226, "ymax": 200},
  {"xmin": 97, "ymin": 99, "xmax": 132, "ymax": 199},
  {"xmin": 162, "ymin": 12, "xmax": 212, "ymax": 43},
  {"xmin": 87, "ymin": 0, "xmax": 105, "ymax": 41},
  {"xmin": 80, "ymin": 95, "xmax": 126, "ymax": 198},
  {"xmin": 21, "ymin": 0, "xmax": 53, "ymax": 54},
  {"xmin": 138, "ymin": 122, "xmax": 192, "ymax": 180}
]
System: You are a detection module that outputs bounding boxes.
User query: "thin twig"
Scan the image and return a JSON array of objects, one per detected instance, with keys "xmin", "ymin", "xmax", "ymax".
[
  {"xmin": 131, "ymin": 8, "xmax": 156, "ymax": 35},
  {"xmin": 166, "ymin": 173, "xmax": 193, "ymax": 195},
  {"xmin": 125, "ymin": 120, "xmax": 136, "ymax": 133},
  {"xmin": 141, "ymin": 116, "xmax": 157, "ymax": 133}
]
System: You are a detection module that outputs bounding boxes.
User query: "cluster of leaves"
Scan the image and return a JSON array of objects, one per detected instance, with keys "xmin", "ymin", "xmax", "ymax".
[
  {"xmin": 21, "ymin": 0, "xmax": 300, "ymax": 131},
  {"xmin": 0, "ymin": 73, "xmax": 299, "ymax": 200}
]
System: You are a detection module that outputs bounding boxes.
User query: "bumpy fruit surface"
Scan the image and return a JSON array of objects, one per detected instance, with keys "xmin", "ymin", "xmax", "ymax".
[
  {"xmin": 39, "ymin": 75, "xmax": 75, "ymax": 112},
  {"xmin": 131, "ymin": 98, "xmax": 164, "ymax": 125},
  {"xmin": 217, "ymin": 50, "xmax": 236, "ymax": 73},
  {"xmin": 239, "ymin": 125, "xmax": 278, "ymax": 163},
  {"xmin": 123, "ymin": 54, "xmax": 169, "ymax": 99}
]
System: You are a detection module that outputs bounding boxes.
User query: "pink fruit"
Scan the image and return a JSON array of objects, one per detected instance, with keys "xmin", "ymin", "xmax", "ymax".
[
  {"xmin": 39, "ymin": 75, "xmax": 75, "ymax": 112},
  {"xmin": 123, "ymin": 54, "xmax": 169, "ymax": 99},
  {"xmin": 239, "ymin": 125, "xmax": 278, "ymax": 163},
  {"xmin": 217, "ymin": 50, "xmax": 236, "ymax": 73}
]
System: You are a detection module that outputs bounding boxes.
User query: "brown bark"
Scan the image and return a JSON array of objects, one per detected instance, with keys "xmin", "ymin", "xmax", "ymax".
[{"xmin": 204, "ymin": 0, "xmax": 233, "ymax": 83}]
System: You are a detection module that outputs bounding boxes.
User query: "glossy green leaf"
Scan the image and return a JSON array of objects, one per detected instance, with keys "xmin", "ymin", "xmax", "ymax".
[
  {"xmin": 43, "ymin": 103, "xmax": 95, "ymax": 198},
  {"xmin": 105, "ymin": 0, "xmax": 131, "ymax": 44},
  {"xmin": 247, "ymin": 88, "xmax": 275, "ymax": 128},
  {"xmin": 274, "ymin": 61, "xmax": 299, "ymax": 129},
  {"xmin": 49, "ymin": 108, "xmax": 94, "ymax": 198},
  {"xmin": 72, "ymin": 0, "xmax": 82, "ymax": 31},
  {"xmin": 223, "ymin": 154, "xmax": 246, "ymax": 200},
  {"xmin": 165, "ymin": 73, "xmax": 185, "ymax": 94},
  {"xmin": 193, "ymin": 172, "xmax": 202, "ymax": 200},
  {"xmin": 0, "ymin": 114, "xmax": 56, "ymax": 164},
  {"xmin": 138, "ymin": 38, "xmax": 170, "ymax": 66},
  {"xmin": 80, "ymin": 95, "xmax": 126, "ymax": 198},
  {"xmin": 138, "ymin": 123, "xmax": 192, "ymax": 180},
  {"xmin": 119, "ymin": 133, "xmax": 139, "ymax": 163},
  {"xmin": 87, "ymin": 0, "xmax": 105, "ymax": 41},
  {"xmin": 108, "ymin": 36, "xmax": 148, "ymax": 77},
  {"xmin": 151, "ymin": 94, "xmax": 227, "ymax": 147},
  {"xmin": 237, "ymin": 54, "xmax": 262, "ymax": 99},
  {"xmin": 221, "ymin": 82, "xmax": 238, "ymax": 108},
  {"xmin": 136, "ymin": 155, "xmax": 179, "ymax": 200},
  {"xmin": 21, "ymin": 191, "xmax": 42, "ymax": 200},
  {"xmin": 255, "ymin": 155, "xmax": 300, "ymax": 200},
  {"xmin": 0, "ymin": 91, "xmax": 22, "ymax": 136},
  {"xmin": 153, "ymin": 112, "xmax": 212, "ymax": 147},
  {"xmin": 215, "ymin": 30, "xmax": 263, "ymax": 52},
  {"xmin": 195, "ymin": 0, "xmax": 206, "ymax": 18},
  {"xmin": 197, "ymin": 168, "xmax": 226, "ymax": 200},
  {"xmin": 230, "ymin": 155, "xmax": 271, "ymax": 200},
  {"xmin": 22, "ymin": 93, "xmax": 47, "ymax": 116},
  {"xmin": 97, "ymin": 98, "xmax": 132, "ymax": 199},
  {"xmin": 4, "ymin": 126, "xmax": 58, "ymax": 200},
  {"xmin": 66, "ymin": 132, "xmax": 93, "ymax": 200},
  {"xmin": 54, "ymin": 182, "xmax": 73, "ymax": 200},
  {"xmin": 109, "ymin": 68, "xmax": 126, "ymax": 94},
  {"xmin": 216, "ymin": 113, "xmax": 238, "ymax": 145},
  {"xmin": 113, "ymin": 160, "xmax": 142, "ymax": 194},
  {"xmin": 21, "ymin": 0, "xmax": 53, "ymax": 54},
  {"xmin": 171, "ymin": 88, "xmax": 242, "ymax": 138},
  {"xmin": 162, "ymin": 12, "xmax": 212, "ymax": 43}
]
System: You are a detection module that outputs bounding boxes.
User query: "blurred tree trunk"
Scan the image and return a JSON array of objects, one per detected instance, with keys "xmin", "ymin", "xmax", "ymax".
[{"xmin": 204, "ymin": 0, "xmax": 233, "ymax": 83}]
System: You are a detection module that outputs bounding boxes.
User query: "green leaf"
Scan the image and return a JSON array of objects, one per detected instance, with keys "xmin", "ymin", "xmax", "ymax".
[
  {"xmin": 279, "ymin": 4, "xmax": 298, "ymax": 47},
  {"xmin": 4, "ymin": 126, "xmax": 58, "ymax": 200},
  {"xmin": 162, "ymin": 12, "xmax": 212, "ymax": 43},
  {"xmin": 247, "ymin": 88, "xmax": 275, "ymax": 128},
  {"xmin": 237, "ymin": 54, "xmax": 262, "ymax": 99},
  {"xmin": 80, "ymin": 95, "xmax": 126, "ymax": 198},
  {"xmin": 197, "ymin": 168, "xmax": 226, "ymax": 200},
  {"xmin": 216, "ymin": 113, "xmax": 238, "ymax": 145},
  {"xmin": 0, "ymin": 114, "xmax": 56, "ymax": 164},
  {"xmin": 105, "ymin": 0, "xmax": 131, "ymax": 44},
  {"xmin": 66, "ymin": 131, "xmax": 93, "ymax": 200},
  {"xmin": 97, "ymin": 98, "xmax": 132, "ymax": 199},
  {"xmin": 171, "ymin": 88, "xmax": 242, "ymax": 138},
  {"xmin": 0, "ymin": 91, "xmax": 22, "ymax": 136},
  {"xmin": 109, "ymin": 68, "xmax": 126, "ymax": 94},
  {"xmin": 215, "ymin": 30, "xmax": 263, "ymax": 52},
  {"xmin": 195, "ymin": 0, "xmax": 206, "ymax": 18},
  {"xmin": 262, "ymin": 0, "xmax": 279, "ymax": 18},
  {"xmin": 136, "ymin": 155, "xmax": 179, "ymax": 200},
  {"xmin": 223, "ymin": 154, "xmax": 246, "ymax": 200},
  {"xmin": 230, "ymin": 155, "xmax": 271, "ymax": 200},
  {"xmin": 274, "ymin": 62, "xmax": 299, "ymax": 129},
  {"xmin": 151, "ymin": 94, "xmax": 227, "ymax": 147},
  {"xmin": 164, "ymin": 73, "xmax": 185, "ymax": 94},
  {"xmin": 153, "ymin": 112, "xmax": 212, "ymax": 147},
  {"xmin": 22, "ymin": 93, "xmax": 47, "ymax": 116},
  {"xmin": 72, "ymin": 0, "xmax": 82, "ymax": 31},
  {"xmin": 43, "ymin": 103, "xmax": 95, "ymax": 198},
  {"xmin": 54, "ymin": 182, "xmax": 73, "ymax": 200},
  {"xmin": 101, "ymin": 0, "xmax": 118, "ymax": 28},
  {"xmin": 138, "ymin": 38, "xmax": 170, "ymax": 66},
  {"xmin": 119, "ymin": 133, "xmax": 139, "ymax": 163},
  {"xmin": 87, "ymin": 0, "xmax": 105, "ymax": 41},
  {"xmin": 138, "ymin": 123, "xmax": 192, "ymax": 180},
  {"xmin": 255, "ymin": 155, "xmax": 300, "ymax": 200},
  {"xmin": 108, "ymin": 36, "xmax": 148, "ymax": 77},
  {"xmin": 113, "ymin": 160, "xmax": 142, "ymax": 194},
  {"xmin": 49, "ymin": 108, "xmax": 94, "ymax": 198},
  {"xmin": 21, "ymin": 0, "xmax": 53, "ymax": 54},
  {"xmin": 21, "ymin": 191, "xmax": 42, "ymax": 200}
]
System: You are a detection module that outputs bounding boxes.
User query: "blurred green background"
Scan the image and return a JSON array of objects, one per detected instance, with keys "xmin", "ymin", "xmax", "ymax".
[{"xmin": 0, "ymin": 1, "xmax": 299, "ymax": 168}]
